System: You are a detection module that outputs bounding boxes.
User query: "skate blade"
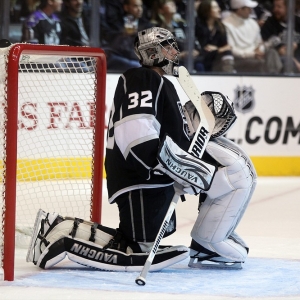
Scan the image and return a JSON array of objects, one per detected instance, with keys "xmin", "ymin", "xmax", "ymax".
[
  {"xmin": 26, "ymin": 209, "xmax": 46, "ymax": 262},
  {"xmin": 188, "ymin": 258, "xmax": 242, "ymax": 270}
]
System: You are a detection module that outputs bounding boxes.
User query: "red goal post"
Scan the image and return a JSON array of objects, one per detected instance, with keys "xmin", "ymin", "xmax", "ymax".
[{"xmin": 0, "ymin": 44, "xmax": 106, "ymax": 281}]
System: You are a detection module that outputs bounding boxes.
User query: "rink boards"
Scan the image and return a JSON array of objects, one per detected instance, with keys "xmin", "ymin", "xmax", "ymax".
[
  {"xmin": 1, "ymin": 73, "xmax": 299, "ymax": 178},
  {"xmin": 107, "ymin": 73, "xmax": 300, "ymax": 176}
]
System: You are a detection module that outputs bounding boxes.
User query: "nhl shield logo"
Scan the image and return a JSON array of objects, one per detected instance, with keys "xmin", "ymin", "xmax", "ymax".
[{"xmin": 233, "ymin": 86, "xmax": 255, "ymax": 113}]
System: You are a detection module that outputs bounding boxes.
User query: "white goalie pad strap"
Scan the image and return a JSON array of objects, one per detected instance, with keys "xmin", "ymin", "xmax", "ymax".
[
  {"xmin": 155, "ymin": 135, "xmax": 216, "ymax": 191},
  {"xmin": 44, "ymin": 219, "xmax": 114, "ymax": 248},
  {"xmin": 35, "ymin": 219, "xmax": 117, "ymax": 269}
]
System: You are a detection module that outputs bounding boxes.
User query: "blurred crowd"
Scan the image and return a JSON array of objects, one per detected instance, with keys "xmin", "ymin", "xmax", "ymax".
[{"xmin": 8, "ymin": 0, "xmax": 300, "ymax": 74}]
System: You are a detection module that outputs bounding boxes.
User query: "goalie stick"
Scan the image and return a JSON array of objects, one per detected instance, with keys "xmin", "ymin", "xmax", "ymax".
[
  {"xmin": 135, "ymin": 66, "xmax": 216, "ymax": 286},
  {"xmin": 174, "ymin": 66, "xmax": 215, "ymax": 158}
]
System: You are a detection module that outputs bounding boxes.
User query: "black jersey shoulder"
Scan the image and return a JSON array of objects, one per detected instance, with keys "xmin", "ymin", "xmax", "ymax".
[{"xmin": 123, "ymin": 66, "xmax": 162, "ymax": 85}]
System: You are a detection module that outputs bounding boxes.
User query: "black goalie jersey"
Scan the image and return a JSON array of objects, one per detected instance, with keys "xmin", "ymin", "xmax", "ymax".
[{"xmin": 105, "ymin": 67, "xmax": 191, "ymax": 203}]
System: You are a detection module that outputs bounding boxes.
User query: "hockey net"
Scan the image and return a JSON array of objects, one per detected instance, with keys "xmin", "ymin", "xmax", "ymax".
[{"xmin": 0, "ymin": 44, "xmax": 107, "ymax": 281}]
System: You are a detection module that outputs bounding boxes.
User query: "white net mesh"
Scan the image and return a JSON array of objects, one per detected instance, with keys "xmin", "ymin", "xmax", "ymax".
[
  {"xmin": 0, "ymin": 46, "xmax": 8, "ymax": 256},
  {"xmin": 0, "ymin": 45, "xmax": 105, "ymax": 278}
]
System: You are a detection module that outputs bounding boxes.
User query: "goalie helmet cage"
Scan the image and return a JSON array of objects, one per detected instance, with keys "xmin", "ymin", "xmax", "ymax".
[{"xmin": 0, "ymin": 44, "xmax": 107, "ymax": 281}]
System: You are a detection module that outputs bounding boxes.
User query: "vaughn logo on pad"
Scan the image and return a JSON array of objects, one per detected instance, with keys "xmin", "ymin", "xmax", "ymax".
[{"xmin": 157, "ymin": 135, "xmax": 216, "ymax": 191}]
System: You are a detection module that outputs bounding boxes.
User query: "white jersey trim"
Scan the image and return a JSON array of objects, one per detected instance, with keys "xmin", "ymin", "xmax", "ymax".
[
  {"xmin": 108, "ymin": 182, "xmax": 174, "ymax": 204},
  {"xmin": 154, "ymin": 77, "xmax": 164, "ymax": 117},
  {"xmin": 121, "ymin": 74, "xmax": 127, "ymax": 94},
  {"xmin": 115, "ymin": 114, "xmax": 161, "ymax": 159},
  {"xmin": 129, "ymin": 149, "xmax": 152, "ymax": 179}
]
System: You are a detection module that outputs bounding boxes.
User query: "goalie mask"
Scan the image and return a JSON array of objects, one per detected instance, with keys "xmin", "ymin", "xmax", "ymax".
[{"xmin": 134, "ymin": 27, "xmax": 180, "ymax": 75}]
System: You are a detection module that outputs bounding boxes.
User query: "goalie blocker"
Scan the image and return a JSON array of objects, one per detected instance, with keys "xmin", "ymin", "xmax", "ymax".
[
  {"xmin": 154, "ymin": 135, "xmax": 216, "ymax": 195},
  {"xmin": 27, "ymin": 209, "xmax": 189, "ymax": 271},
  {"xmin": 153, "ymin": 90, "xmax": 237, "ymax": 195}
]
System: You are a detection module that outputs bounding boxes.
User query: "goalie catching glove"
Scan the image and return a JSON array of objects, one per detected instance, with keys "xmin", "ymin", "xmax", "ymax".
[
  {"xmin": 154, "ymin": 135, "xmax": 216, "ymax": 195},
  {"xmin": 183, "ymin": 91, "xmax": 237, "ymax": 138}
]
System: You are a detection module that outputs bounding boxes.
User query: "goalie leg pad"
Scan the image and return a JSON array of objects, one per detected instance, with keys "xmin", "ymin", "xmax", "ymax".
[
  {"xmin": 37, "ymin": 238, "xmax": 66, "ymax": 269},
  {"xmin": 191, "ymin": 137, "xmax": 257, "ymax": 262},
  {"xmin": 205, "ymin": 136, "xmax": 257, "ymax": 228},
  {"xmin": 27, "ymin": 209, "xmax": 116, "ymax": 267},
  {"xmin": 191, "ymin": 192, "xmax": 249, "ymax": 261},
  {"xmin": 26, "ymin": 209, "xmax": 65, "ymax": 264},
  {"xmin": 65, "ymin": 237, "xmax": 188, "ymax": 272},
  {"xmin": 28, "ymin": 209, "xmax": 189, "ymax": 271}
]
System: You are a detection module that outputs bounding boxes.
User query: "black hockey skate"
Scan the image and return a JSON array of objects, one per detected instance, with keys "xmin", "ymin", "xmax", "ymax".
[{"xmin": 188, "ymin": 239, "xmax": 243, "ymax": 269}]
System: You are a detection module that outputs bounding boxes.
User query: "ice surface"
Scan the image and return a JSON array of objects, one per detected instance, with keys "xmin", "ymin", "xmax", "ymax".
[{"xmin": 1, "ymin": 177, "xmax": 300, "ymax": 300}]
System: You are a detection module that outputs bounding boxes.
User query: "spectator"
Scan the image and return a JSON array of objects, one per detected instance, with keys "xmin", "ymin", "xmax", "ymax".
[
  {"xmin": 195, "ymin": 0, "xmax": 235, "ymax": 72},
  {"xmin": 26, "ymin": 0, "xmax": 40, "ymax": 12},
  {"xmin": 217, "ymin": 0, "xmax": 271, "ymax": 24},
  {"xmin": 261, "ymin": 0, "xmax": 300, "ymax": 73},
  {"xmin": 174, "ymin": 0, "xmax": 187, "ymax": 19},
  {"xmin": 150, "ymin": 0, "xmax": 185, "ymax": 31},
  {"xmin": 21, "ymin": 0, "xmax": 62, "ymax": 44},
  {"xmin": 57, "ymin": 0, "xmax": 92, "ymax": 72},
  {"xmin": 105, "ymin": 0, "xmax": 152, "ymax": 72},
  {"xmin": 253, "ymin": 0, "xmax": 272, "ymax": 27},
  {"xmin": 150, "ymin": 0, "xmax": 201, "ymax": 69},
  {"xmin": 296, "ymin": 0, "xmax": 300, "ymax": 17},
  {"xmin": 222, "ymin": 0, "xmax": 266, "ymax": 73},
  {"xmin": 141, "ymin": 0, "xmax": 153, "ymax": 20},
  {"xmin": 60, "ymin": 0, "xmax": 90, "ymax": 46},
  {"xmin": 23, "ymin": 0, "xmax": 41, "ymax": 16},
  {"xmin": 172, "ymin": 0, "xmax": 202, "ymax": 18},
  {"xmin": 100, "ymin": 0, "xmax": 124, "ymax": 45},
  {"xmin": 216, "ymin": 0, "xmax": 231, "ymax": 18},
  {"xmin": 194, "ymin": 0, "xmax": 202, "ymax": 12}
]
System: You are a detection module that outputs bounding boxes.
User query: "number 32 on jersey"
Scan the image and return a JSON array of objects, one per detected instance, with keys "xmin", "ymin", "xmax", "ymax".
[
  {"xmin": 107, "ymin": 90, "xmax": 153, "ymax": 149},
  {"xmin": 128, "ymin": 91, "xmax": 152, "ymax": 109}
]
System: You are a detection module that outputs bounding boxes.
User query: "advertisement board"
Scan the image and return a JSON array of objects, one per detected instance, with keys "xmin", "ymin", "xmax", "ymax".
[
  {"xmin": 1, "ymin": 73, "xmax": 299, "ymax": 176},
  {"xmin": 105, "ymin": 74, "xmax": 300, "ymax": 175}
]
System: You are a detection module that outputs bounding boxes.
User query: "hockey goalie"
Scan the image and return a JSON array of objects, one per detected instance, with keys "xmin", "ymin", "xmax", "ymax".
[{"xmin": 27, "ymin": 27, "xmax": 257, "ymax": 272}]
